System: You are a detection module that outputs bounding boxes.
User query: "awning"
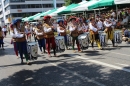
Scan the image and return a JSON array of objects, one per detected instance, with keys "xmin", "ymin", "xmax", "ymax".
[
  {"xmin": 88, "ymin": 0, "xmax": 114, "ymax": 10},
  {"xmin": 114, "ymin": 0, "xmax": 130, "ymax": 4}
]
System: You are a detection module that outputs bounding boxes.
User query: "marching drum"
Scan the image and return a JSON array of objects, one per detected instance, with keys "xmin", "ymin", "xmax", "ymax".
[
  {"xmin": 98, "ymin": 31, "xmax": 104, "ymax": 35},
  {"xmin": 78, "ymin": 34, "xmax": 89, "ymax": 50},
  {"xmin": 99, "ymin": 33, "xmax": 107, "ymax": 47},
  {"xmin": 55, "ymin": 36, "xmax": 65, "ymax": 52},
  {"xmin": 84, "ymin": 32, "xmax": 90, "ymax": 44},
  {"xmin": 67, "ymin": 34, "xmax": 72, "ymax": 46},
  {"xmin": 114, "ymin": 31, "xmax": 122, "ymax": 44},
  {"xmin": 27, "ymin": 42, "xmax": 38, "ymax": 60}
]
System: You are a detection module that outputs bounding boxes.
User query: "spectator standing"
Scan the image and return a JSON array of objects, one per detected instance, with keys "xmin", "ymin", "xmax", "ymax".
[{"xmin": 2, "ymin": 25, "xmax": 7, "ymax": 37}]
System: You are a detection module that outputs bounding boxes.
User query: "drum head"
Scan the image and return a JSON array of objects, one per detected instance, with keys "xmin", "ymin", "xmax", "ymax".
[
  {"xmin": 28, "ymin": 42, "xmax": 37, "ymax": 45},
  {"xmin": 55, "ymin": 36, "xmax": 64, "ymax": 39}
]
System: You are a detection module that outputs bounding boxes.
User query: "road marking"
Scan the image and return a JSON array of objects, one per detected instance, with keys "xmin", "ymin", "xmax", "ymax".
[
  {"xmin": 74, "ymin": 55, "xmax": 130, "ymax": 73},
  {"xmin": 115, "ymin": 63, "xmax": 130, "ymax": 67},
  {"xmin": 46, "ymin": 60, "xmax": 106, "ymax": 86},
  {"xmin": 98, "ymin": 50, "xmax": 130, "ymax": 57}
]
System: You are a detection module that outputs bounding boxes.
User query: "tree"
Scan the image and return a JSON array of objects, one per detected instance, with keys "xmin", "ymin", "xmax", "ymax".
[{"xmin": 64, "ymin": 0, "xmax": 90, "ymax": 6}]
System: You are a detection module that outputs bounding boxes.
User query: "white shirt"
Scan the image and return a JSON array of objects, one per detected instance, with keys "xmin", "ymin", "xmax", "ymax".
[
  {"xmin": 57, "ymin": 26, "xmax": 65, "ymax": 33},
  {"xmin": 69, "ymin": 26, "xmax": 76, "ymax": 32},
  {"xmin": 2, "ymin": 28, "xmax": 7, "ymax": 32},
  {"xmin": 44, "ymin": 26, "xmax": 52, "ymax": 33},
  {"xmin": 89, "ymin": 23, "xmax": 97, "ymax": 32},
  {"xmin": 35, "ymin": 29, "xmax": 43, "ymax": 35},
  {"xmin": 78, "ymin": 25, "xmax": 83, "ymax": 31},
  {"xmin": 123, "ymin": 17, "xmax": 128, "ymax": 24},
  {"xmin": 104, "ymin": 20, "xmax": 112, "ymax": 27},
  {"xmin": 97, "ymin": 21, "xmax": 103, "ymax": 29},
  {"xmin": 13, "ymin": 28, "xmax": 24, "ymax": 38}
]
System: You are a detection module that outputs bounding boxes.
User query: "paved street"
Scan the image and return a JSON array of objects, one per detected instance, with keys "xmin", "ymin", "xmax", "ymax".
[{"xmin": 0, "ymin": 35, "xmax": 130, "ymax": 86}]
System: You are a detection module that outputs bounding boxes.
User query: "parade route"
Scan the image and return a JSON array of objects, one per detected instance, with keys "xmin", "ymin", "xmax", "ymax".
[{"xmin": 0, "ymin": 36, "xmax": 130, "ymax": 86}]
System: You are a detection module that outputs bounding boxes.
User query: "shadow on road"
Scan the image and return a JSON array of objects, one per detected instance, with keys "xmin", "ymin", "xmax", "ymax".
[{"xmin": 0, "ymin": 58, "xmax": 130, "ymax": 86}]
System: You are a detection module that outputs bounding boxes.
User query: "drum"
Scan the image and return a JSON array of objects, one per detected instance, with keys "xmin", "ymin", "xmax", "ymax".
[
  {"xmin": 67, "ymin": 34, "xmax": 72, "ymax": 46},
  {"xmin": 98, "ymin": 31, "xmax": 104, "ymax": 35},
  {"xmin": 99, "ymin": 33, "xmax": 107, "ymax": 47},
  {"xmin": 114, "ymin": 31, "xmax": 122, "ymax": 44},
  {"xmin": 83, "ymin": 32, "xmax": 90, "ymax": 44},
  {"xmin": 78, "ymin": 34, "xmax": 89, "ymax": 50},
  {"xmin": 27, "ymin": 42, "xmax": 38, "ymax": 60},
  {"xmin": 55, "ymin": 36, "xmax": 65, "ymax": 52}
]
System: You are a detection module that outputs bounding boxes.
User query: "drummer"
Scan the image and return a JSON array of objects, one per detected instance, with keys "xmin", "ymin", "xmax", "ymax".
[
  {"xmin": 25, "ymin": 23, "xmax": 32, "ymax": 42},
  {"xmin": 97, "ymin": 19, "xmax": 104, "ymax": 31},
  {"xmin": 57, "ymin": 19, "xmax": 68, "ymax": 49},
  {"xmin": 10, "ymin": 24, "xmax": 19, "ymax": 58},
  {"xmin": 68, "ymin": 16, "xmax": 81, "ymax": 52},
  {"xmin": 83, "ymin": 21, "xmax": 89, "ymax": 32},
  {"xmin": 104, "ymin": 15, "xmax": 115, "ymax": 47},
  {"xmin": 77, "ymin": 19, "xmax": 84, "ymax": 35},
  {"xmin": 13, "ymin": 19, "xmax": 30, "ymax": 65},
  {"xmin": 43, "ymin": 16, "xmax": 57, "ymax": 57},
  {"xmin": 35, "ymin": 22, "xmax": 46, "ymax": 54},
  {"xmin": 89, "ymin": 17, "xmax": 102, "ymax": 50}
]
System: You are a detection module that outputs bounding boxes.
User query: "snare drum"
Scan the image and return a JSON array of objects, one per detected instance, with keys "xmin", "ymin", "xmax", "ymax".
[
  {"xmin": 78, "ymin": 34, "xmax": 89, "ymax": 50},
  {"xmin": 114, "ymin": 31, "xmax": 122, "ymax": 44},
  {"xmin": 99, "ymin": 33, "xmax": 107, "ymax": 47},
  {"xmin": 27, "ymin": 42, "xmax": 38, "ymax": 60},
  {"xmin": 67, "ymin": 34, "xmax": 72, "ymax": 46},
  {"xmin": 55, "ymin": 36, "xmax": 65, "ymax": 52},
  {"xmin": 98, "ymin": 31, "xmax": 104, "ymax": 35},
  {"xmin": 84, "ymin": 32, "xmax": 90, "ymax": 44}
]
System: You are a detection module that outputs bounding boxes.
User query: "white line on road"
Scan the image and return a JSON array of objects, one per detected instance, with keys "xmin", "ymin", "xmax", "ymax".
[
  {"xmin": 74, "ymin": 56, "xmax": 130, "ymax": 73},
  {"xmin": 115, "ymin": 63, "xmax": 130, "ymax": 67},
  {"xmin": 46, "ymin": 60, "xmax": 106, "ymax": 86}
]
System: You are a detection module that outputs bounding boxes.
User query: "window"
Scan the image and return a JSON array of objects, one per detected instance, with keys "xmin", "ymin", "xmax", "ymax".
[
  {"xmin": 10, "ymin": 0, "xmax": 25, "ymax": 2},
  {"xmin": 10, "ymin": 5, "xmax": 17, "ymax": 9}
]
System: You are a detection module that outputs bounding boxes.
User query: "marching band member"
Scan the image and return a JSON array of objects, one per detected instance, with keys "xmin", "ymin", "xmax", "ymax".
[
  {"xmin": 68, "ymin": 16, "xmax": 81, "ymax": 52},
  {"xmin": 10, "ymin": 24, "xmax": 19, "ymax": 58},
  {"xmin": 0, "ymin": 26, "xmax": 4, "ymax": 50},
  {"xmin": 89, "ymin": 17, "xmax": 102, "ymax": 50},
  {"xmin": 43, "ymin": 16, "xmax": 57, "ymax": 57},
  {"xmin": 104, "ymin": 16, "xmax": 115, "ymax": 47},
  {"xmin": 57, "ymin": 19, "xmax": 68, "ymax": 49},
  {"xmin": 32, "ymin": 24, "xmax": 37, "ymax": 42},
  {"xmin": 25, "ymin": 24, "xmax": 32, "ymax": 42},
  {"xmin": 35, "ymin": 23, "xmax": 46, "ymax": 54},
  {"xmin": 77, "ymin": 19, "xmax": 84, "ymax": 35},
  {"xmin": 83, "ymin": 21, "xmax": 89, "ymax": 32},
  {"xmin": 97, "ymin": 19, "xmax": 103, "ymax": 31},
  {"xmin": 13, "ymin": 19, "xmax": 30, "ymax": 65}
]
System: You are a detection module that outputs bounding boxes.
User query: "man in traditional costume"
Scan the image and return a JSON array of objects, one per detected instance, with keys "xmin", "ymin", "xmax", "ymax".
[
  {"xmin": 43, "ymin": 16, "xmax": 57, "ymax": 57},
  {"xmin": 68, "ymin": 16, "xmax": 81, "ymax": 52},
  {"xmin": 104, "ymin": 15, "xmax": 115, "ymax": 47},
  {"xmin": 35, "ymin": 23, "xmax": 46, "ymax": 54},
  {"xmin": 57, "ymin": 19, "xmax": 68, "ymax": 49},
  {"xmin": 13, "ymin": 19, "xmax": 30, "ymax": 64},
  {"xmin": 89, "ymin": 17, "xmax": 102, "ymax": 50}
]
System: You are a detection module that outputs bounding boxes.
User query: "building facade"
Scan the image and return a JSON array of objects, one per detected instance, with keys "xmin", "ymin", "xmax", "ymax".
[{"xmin": 0, "ymin": 0, "xmax": 64, "ymax": 25}]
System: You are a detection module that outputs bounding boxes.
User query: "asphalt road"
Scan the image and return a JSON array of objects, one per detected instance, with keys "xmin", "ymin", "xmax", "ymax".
[{"xmin": 0, "ymin": 35, "xmax": 130, "ymax": 86}]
